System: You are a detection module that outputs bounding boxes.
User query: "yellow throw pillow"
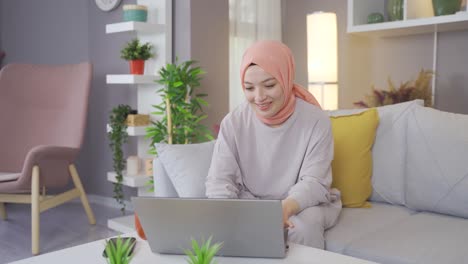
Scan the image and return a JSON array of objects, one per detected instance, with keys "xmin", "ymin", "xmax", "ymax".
[{"xmin": 330, "ymin": 108, "xmax": 379, "ymax": 208}]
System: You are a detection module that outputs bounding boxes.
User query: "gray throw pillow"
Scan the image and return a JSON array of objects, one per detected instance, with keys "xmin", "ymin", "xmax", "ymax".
[{"xmin": 155, "ymin": 141, "xmax": 216, "ymax": 198}]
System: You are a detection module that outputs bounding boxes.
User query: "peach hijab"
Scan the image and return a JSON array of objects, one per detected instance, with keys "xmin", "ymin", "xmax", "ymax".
[{"xmin": 240, "ymin": 40, "xmax": 321, "ymax": 126}]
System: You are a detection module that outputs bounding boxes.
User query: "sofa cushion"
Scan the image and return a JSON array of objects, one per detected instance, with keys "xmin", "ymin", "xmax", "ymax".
[
  {"xmin": 329, "ymin": 100, "xmax": 423, "ymax": 206},
  {"xmin": 369, "ymin": 100, "xmax": 423, "ymax": 205},
  {"xmin": 343, "ymin": 212, "xmax": 468, "ymax": 264},
  {"xmin": 406, "ymin": 105, "xmax": 468, "ymax": 218},
  {"xmin": 155, "ymin": 141, "xmax": 215, "ymax": 198},
  {"xmin": 325, "ymin": 202, "xmax": 414, "ymax": 254},
  {"xmin": 330, "ymin": 109, "xmax": 379, "ymax": 208}
]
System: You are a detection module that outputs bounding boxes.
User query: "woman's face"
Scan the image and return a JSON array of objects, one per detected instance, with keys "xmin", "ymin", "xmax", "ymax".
[{"xmin": 243, "ymin": 65, "xmax": 285, "ymax": 119}]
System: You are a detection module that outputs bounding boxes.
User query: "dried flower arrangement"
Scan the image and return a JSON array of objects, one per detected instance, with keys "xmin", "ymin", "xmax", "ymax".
[{"xmin": 354, "ymin": 69, "xmax": 433, "ymax": 108}]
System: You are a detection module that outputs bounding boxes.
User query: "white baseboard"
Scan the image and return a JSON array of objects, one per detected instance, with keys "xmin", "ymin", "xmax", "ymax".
[{"xmin": 72, "ymin": 194, "xmax": 134, "ymax": 212}]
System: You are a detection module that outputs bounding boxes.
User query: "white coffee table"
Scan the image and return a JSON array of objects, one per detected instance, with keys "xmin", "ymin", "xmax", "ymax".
[{"xmin": 10, "ymin": 232, "xmax": 378, "ymax": 264}]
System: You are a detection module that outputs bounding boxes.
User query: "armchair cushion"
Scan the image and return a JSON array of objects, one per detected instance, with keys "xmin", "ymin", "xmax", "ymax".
[
  {"xmin": 0, "ymin": 172, "xmax": 20, "ymax": 182},
  {"xmin": 155, "ymin": 141, "xmax": 216, "ymax": 198}
]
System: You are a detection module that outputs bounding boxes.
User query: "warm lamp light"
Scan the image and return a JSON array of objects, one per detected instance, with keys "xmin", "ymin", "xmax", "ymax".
[{"xmin": 307, "ymin": 12, "xmax": 338, "ymax": 110}]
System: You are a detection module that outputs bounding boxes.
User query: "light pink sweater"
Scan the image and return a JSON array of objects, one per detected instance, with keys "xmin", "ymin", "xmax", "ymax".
[{"xmin": 206, "ymin": 99, "xmax": 338, "ymax": 211}]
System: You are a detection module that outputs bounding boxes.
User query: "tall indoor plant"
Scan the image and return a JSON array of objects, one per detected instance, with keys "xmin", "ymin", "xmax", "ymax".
[
  {"xmin": 120, "ymin": 38, "xmax": 153, "ymax": 75},
  {"xmin": 146, "ymin": 59, "xmax": 213, "ymax": 154},
  {"xmin": 108, "ymin": 104, "xmax": 132, "ymax": 214}
]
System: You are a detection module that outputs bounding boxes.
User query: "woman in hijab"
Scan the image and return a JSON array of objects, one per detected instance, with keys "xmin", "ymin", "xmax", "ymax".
[{"xmin": 205, "ymin": 40, "xmax": 341, "ymax": 249}]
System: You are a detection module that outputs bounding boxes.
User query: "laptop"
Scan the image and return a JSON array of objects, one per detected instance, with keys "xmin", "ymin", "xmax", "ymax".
[{"xmin": 132, "ymin": 197, "xmax": 288, "ymax": 258}]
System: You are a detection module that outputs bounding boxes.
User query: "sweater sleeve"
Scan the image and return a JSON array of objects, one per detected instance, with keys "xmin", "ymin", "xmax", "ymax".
[
  {"xmin": 287, "ymin": 116, "xmax": 334, "ymax": 211},
  {"xmin": 205, "ymin": 117, "xmax": 241, "ymax": 198}
]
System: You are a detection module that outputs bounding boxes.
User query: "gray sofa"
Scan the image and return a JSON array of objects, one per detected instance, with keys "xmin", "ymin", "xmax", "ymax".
[{"xmin": 152, "ymin": 100, "xmax": 468, "ymax": 264}]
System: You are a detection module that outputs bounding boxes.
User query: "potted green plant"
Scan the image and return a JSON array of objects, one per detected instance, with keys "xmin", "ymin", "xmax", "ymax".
[
  {"xmin": 120, "ymin": 38, "xmax": 153, "ymax": 75},
  {"xmin": 104, "ymin": 236, "xmax": 136, "ymax": 264},
  {"xmin": 184, "ymin": 237, "xmax": 223, "ymax": 264},
  {"xmin": 146, "ymin": 59, "xmax": 213, "ymax": 153},
  {"xmin": 108, "ymin": 104, "xmax": 132, "ymax": 214}
]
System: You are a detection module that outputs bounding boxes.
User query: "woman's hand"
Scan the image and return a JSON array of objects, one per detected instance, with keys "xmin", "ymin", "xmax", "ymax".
[{"xmin": 282, "ymin": 198, "xmax": 299, "ymax": 229}]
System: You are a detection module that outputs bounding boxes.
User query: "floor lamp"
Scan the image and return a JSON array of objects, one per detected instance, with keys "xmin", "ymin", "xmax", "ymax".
[{"xmin": 307, "ymin": 12, "xmax": 338, "ymax": 110}]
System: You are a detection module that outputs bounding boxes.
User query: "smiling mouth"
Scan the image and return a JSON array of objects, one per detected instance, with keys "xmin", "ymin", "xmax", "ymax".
[{"xmin": 256, "ymin": 102, "xmax": 272, "ymax": 111}]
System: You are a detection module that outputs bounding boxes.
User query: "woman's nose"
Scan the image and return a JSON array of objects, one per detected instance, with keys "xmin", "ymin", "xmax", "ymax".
[{"xmin": 255, "ymin": 88, "xmax": 266, "ymax": 101}]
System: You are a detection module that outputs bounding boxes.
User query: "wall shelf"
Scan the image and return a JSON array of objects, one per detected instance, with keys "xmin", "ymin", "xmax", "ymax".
[
  {"xmin": 348, "ymin": 0, "xmax": 468, "ymax": 37},
  {"xmin": 107, "ymin": 215, "xmax": 135, "ymax": 233},
  {"xmin": 106, "ymin": 124, "xmax": 148, "ymax": 136},
  {"xmin": 107, "ymin": 171, "xmax": 150, "ymax": 187},
  {"xmin": 106, "ymin": 74, "xmax": 158, "ymax": 84},
  {"xmin": 106, "ymin": 21, "xmax": 165, "ymax": 34},
  {"xmin": 349, "ymin": 13, "xmax": 468, "ymax": 37}
]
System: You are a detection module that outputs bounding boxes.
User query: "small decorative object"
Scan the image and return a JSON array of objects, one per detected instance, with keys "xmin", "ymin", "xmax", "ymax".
[
  {"xmin": 432, "ymin": 0, "xmax": 462, "ymax": 16},
  {"xmin": 120, "ymin": 38, "xmax": 153, "ymax": 75},
  {"xmin": 367, "ymin": 12, "xmax": 384, "ymax": 24},
  {"xmin": 184, "ymin": 236, "xmax": 223, "ymax": 264},
  {"xmin": 387, "ymin": 0, "xmax": 404, "ymax": 21},
  {"xmin": 104, "ymin": 236, "xmax": 136, "ymax": 264},
  {"xmin": 123, "ymin": 5, "xmax": 148, "ymax": 22},
  {"xmin": 126, "ymin": 156, "xmax": 140, "ymax": 176},
  {"xmin": 145, "ymin": 158, "xmax": 153, "ymax": 177},
  {"xmin": 95, "ymin": 0, "xmax": 122, "ymax": 12},
  {"xmin": 126, "ymin": 114, "xmax": 150, "ymax": 126},
  {"xmin": 354, "ymin": 69, "xmax": 433, "ymax": 108},
  {"xmin": 134, "ymin": 214, "xmax": 147, "ymax": 240},
  {"xmin": 108, "ymin": 104, "xmax": 132, "ymax": 214}
]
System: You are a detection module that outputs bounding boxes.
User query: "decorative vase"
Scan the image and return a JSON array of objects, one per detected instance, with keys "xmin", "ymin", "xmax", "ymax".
[
  {"xmin": 432, "ymin": 0, "xmax": 462, "ymax": 16},
  {"xmin": 367, "ymin": 12, "xmax": 384, "ymax": 24},
  {"xmin": 387, "ymin": 0, "xmax": 404, "ymax": 21},
  {"xmin": 129, "ymin": 60, "xmax": 145, "ymax": 75},
  {"xmin": 123, "ymin": 5, "xmax": 148, "ymax": 22}
]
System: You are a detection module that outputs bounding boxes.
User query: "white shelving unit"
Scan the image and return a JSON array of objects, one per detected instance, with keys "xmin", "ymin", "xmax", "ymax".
[
  {"xmin": 106, "ymin": 74, "xmax": 158, "ymax": 84},
  {"xmin": 348, "ymin": 0, "xmax": 468, "ymax": 37},
  {"xmin": 106, "ymin": 124, "xmax": 149, "ymax": 136},
  {"xmin": 106, "ymin": 21, "xmax": 165, "ymax": 34},
  {"xmin": 107, "ymin": 171, "xmax": 151, "ymax": 189},
  {"xmin": 347, "ymin": 0, "xmax": 468, "ymax": 105},
  {"xmin": 106, "ymin": 0, "xmax": 172, "ymax": 233}
]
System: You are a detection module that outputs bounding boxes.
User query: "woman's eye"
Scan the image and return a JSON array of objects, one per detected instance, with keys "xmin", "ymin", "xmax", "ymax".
[
  {"xmin": 265, "ymin": 84, "xmax": 276, "ymax": 88},
  {"xmin": 245, "ymin": 87, "xmax": 253, "ymax": 91}
]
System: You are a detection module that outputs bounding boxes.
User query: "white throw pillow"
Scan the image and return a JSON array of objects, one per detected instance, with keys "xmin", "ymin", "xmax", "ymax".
[
  {"xmin": 155, "ymin": 141, "xmax": 216, "ymax": 198},
  {"xmin": 406, "ymin": 105, "xmax": 468, "ymax": 218},
  {"xmin": 328, "ymin": 100, "xmax": 423, "ymax": 205}
]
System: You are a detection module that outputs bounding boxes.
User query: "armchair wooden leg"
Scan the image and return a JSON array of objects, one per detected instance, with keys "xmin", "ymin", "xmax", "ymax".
[
  {"xmin": 31, "ymin": 165, "xmax": 40, "ymax": 255},
  {"xmin": 69, "ymin": 164, "xmax": 96, "ymax": 225},
  {"xmin": 0, "ymin": 202, "xmax": 6, "ymax": 220}
]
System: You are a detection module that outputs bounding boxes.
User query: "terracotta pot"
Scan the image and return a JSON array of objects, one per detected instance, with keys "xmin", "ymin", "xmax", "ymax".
[
  {"xmin": 129, "ymin": 60, "xmax": 145, "ymax": 75},
  {"xmin": 135, "ymin": 214, "xmax": 147, "ymax": 240}
]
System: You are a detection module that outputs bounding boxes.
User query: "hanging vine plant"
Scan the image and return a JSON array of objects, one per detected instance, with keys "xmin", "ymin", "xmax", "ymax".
[{"xmin": 108, "ymin": 104, "xmax": 132, "ymax": 215}]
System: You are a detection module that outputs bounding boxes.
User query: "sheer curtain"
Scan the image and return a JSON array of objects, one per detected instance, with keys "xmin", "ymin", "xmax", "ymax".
[{"xmin": 229, "ymin": 0, "xmax": 282, "ymax": 111}]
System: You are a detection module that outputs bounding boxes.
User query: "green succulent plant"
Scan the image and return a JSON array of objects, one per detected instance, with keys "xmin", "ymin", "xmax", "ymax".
[
  {"xmin": 184, "ymin": 237, "xmax": 223, "ymax": 264},
  {"xmin": 104, "ymin": 237, "xmax": 136, "ymax": 264},
  {"xmin": 120, "ymin": 38, "xmax": 153, "ymax": 61}
]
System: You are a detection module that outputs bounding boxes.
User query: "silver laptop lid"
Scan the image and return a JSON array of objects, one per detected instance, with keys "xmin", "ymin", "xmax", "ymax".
[{"xmin": 132, "ymin": 197, "xmax": 286, "ymax": 258}]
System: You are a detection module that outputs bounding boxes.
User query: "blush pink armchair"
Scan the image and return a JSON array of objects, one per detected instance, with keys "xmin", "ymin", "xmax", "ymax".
[{"xmin": 0, "ymin": 63, "xmax": 96, "ymax": 255}]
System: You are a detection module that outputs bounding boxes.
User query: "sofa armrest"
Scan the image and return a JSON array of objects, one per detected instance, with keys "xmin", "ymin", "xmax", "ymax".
[{"xmin": 153, "ymin": 158, "xmax": 179, "ymax": 197}]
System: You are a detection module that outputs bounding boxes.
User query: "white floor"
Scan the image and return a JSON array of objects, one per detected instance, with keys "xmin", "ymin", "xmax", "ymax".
[{"xmin": 0, "ymin": 202, "xmax": 127, "ymax": 263}]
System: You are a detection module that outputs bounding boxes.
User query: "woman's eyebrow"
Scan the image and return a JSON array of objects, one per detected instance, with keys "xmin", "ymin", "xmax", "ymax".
[
  {"xmin": 262, "ymin": 78, "xmax": 276, "ymax": 83},
  {"xmin": 244, "ymin": 78, "xmax": 276, "ymax": 85}
]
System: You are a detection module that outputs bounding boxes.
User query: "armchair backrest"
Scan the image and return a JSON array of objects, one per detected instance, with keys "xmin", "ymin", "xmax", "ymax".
[{"xmin": 0, "ymin": 63, "xmax": 92, "ymax": 172}]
